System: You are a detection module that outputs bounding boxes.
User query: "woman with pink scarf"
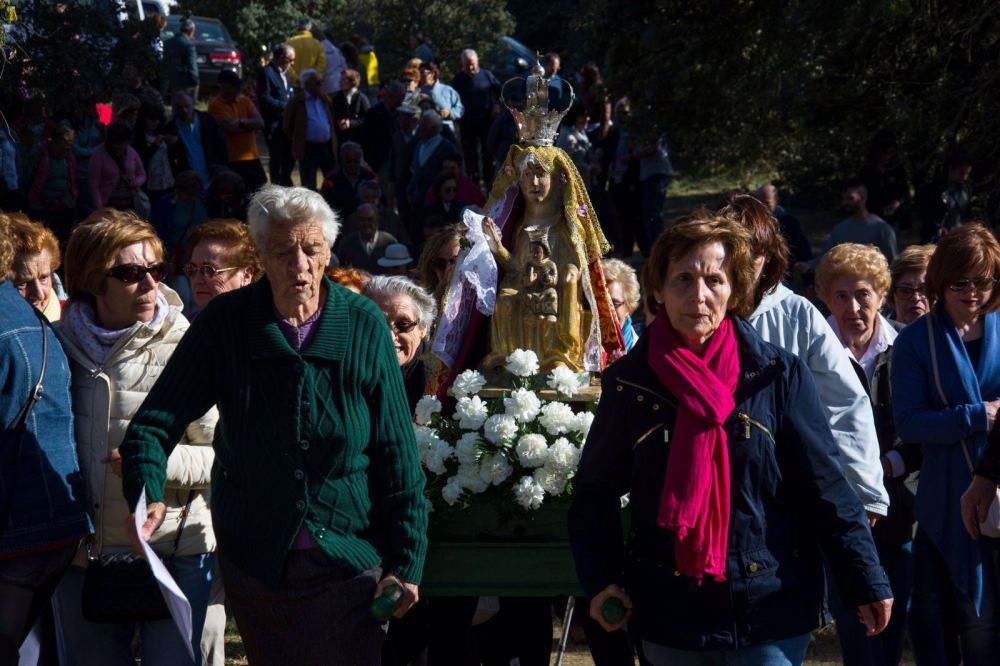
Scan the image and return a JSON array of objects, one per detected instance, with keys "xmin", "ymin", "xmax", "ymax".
[{"xmin": 569, "ymin": 213, "xmax": 893, "ymax": 665}]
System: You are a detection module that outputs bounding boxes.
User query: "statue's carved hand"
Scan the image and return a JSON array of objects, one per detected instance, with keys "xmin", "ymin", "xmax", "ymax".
[
  {"xmin": 482, "ymin": 217, "xmax": 503, "ymax": 255},
  {"xmin": 564, "ymin": 264, "xmax": 580, "ymax": 284}
]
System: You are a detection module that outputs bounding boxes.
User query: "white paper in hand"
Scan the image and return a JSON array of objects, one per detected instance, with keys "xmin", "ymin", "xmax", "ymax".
[{"xmin": 135, "ymin": 486, "xmax": 195, "ymax": 660}]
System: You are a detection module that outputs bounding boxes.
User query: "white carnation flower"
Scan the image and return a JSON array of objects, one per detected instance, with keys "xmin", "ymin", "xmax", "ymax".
[
  {"xmin": 422, "ymin": 438, "xmax": 453, "ymax": 475},
  {"xmin": 456, "ymin": 463, "xmax": 489, "ymax": 493},
  {"xmin": 547, "ymin": 437, "xmax": 581, "ymax": 472},
  {"xmin": 452, "ymin": 369, "xmax": 487, "ymax": 398},
  {"xmin": 571, "ymin": 411, "xmax": 595, "ymax": 439},
  {"xmin": 479, "ymin": 453, "xmax": 514, "ymax": 486},
  {"xmin": 533, "ymin": 466, "xmax": 568, "ymax": 496},
  {"xmin": 503, "ymin": 388, "xmax": 542, "ymax": 423},
  {"xmin": 423, "ymin": 496, "xmax": 435, "ymax": 513},
  {"xmin": 414, "ymin": 395, "xmax": 442, "ymax": 425},
  {"xmin": 441, "ymin": 477, "xmax": 464, "ymax": 505},
  {"xmin": 505, "ymin": 349, "xmax": 540, "ymax": 377},
  {"xmin": 455, "ymin": 432, "xmax": 482, "ymax": 465},
  {"xmin": 547, "ymin": 366, "xmax": 586, "ymax": 398},
  {"xmin": 538, "ymin": 402, "xmax": 576, "ymax": 436},
  {"xmin": 483, "ymin": 414, "xmax": 518, "ymax": 444},
  {"xmin": 413, "ymin": 425, "xmax": 436, "ymax": 446},
  {"xmin": 513, "ymin": 475, "xmax": 546, "ymax": 510},
  {"xmin": 454, "ymin": 395, "xmax": 489, "ymax": 431},
  {"xmin": 515, "ymin": 433, "xmax": 549, "ymax": 468}
]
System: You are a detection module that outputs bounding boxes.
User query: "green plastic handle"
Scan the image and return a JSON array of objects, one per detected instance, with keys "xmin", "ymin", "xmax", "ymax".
[
  {"xmin": 370, "ymin": 582, "xmax": 404, "ymax": 622},
  {"xmin": 601, "ymin": 596, "xmax": 627, "ymax": 625}
]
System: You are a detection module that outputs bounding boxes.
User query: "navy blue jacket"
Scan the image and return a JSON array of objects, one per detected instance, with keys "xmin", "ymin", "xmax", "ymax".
[
  {"xmin": 0, "ymin": 281, "xmax": 90, "ymax": 553},
  {"xmin": 256, "ymin": 61, "xmax": 293, "ymax": 131},
  {"xmin": 569, "ymin": 318, "xmax": 890, "ymax": 650}
]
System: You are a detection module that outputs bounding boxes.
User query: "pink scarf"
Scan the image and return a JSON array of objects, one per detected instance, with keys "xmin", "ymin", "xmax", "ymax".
[{"xmin": 647, "ymin": 311, "xmax": 740, "ymax": 582}]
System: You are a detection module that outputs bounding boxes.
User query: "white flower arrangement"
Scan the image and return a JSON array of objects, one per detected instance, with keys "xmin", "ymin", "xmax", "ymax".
[{"xmin": 414, "ymin": 350, "xmax": 595, "ymax": 511}]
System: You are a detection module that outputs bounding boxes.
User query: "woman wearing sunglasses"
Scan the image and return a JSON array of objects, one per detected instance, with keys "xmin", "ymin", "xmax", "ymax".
[
  {"xmin": 180, "ymin": 218, "xmax": 261, "ymax": 316},
  {"xmin": 892, "ymin": 223, "xmax": 1000, "ymax": 665},
  {"xmin": 52, "ymin": 210, "xmax": 218, "ymax": 665}
]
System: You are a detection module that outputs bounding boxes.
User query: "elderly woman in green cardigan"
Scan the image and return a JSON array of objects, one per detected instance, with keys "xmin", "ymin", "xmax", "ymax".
[{"xmin": 119, "ymin": 185, "xmax": 428, "ymax": 664}]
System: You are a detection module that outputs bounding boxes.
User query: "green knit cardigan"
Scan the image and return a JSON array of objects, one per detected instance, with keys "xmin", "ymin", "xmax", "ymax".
[{"xmin": 121, "ymin": 277, "xmax": 428, "ymax": 585}]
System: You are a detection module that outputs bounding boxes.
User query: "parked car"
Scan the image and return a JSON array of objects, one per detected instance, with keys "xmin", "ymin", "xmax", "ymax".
[
  {"xmin": 162, "ymin": 14, "xmax": 241, "ymax": 96},
  {"xmin": 488, "ymin": 36, "xmax": 536, "ymax": 83}
]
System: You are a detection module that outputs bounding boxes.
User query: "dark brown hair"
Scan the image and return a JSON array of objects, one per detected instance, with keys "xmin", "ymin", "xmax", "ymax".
[
  {"xmin": 716, "ymin": 193, "xmax": 789, "ymax": 306},
  {"xmin": 641, "ymin": 210, "xmax": 757, "ymax": 318}
]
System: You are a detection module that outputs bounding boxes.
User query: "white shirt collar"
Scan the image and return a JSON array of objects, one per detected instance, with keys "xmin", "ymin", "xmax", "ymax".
[{"xmin": 826, "ymin": 312, "xmax": 898, "ymax": 382}]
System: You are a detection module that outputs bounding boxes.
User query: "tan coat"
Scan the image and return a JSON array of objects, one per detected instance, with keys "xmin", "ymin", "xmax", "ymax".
[
  {"xmin": 55, "ymin": 285, "xmax": 217, "ymax": 566},
  {"xmin": 283, "ymin": 90, "xmax": 339, "ymax": 163}
]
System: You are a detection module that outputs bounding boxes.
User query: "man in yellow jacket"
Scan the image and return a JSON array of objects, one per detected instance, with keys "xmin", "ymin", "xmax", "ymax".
[{"xmin": 288, "ymin": 19, "xmax": 327, "ymax": 88}]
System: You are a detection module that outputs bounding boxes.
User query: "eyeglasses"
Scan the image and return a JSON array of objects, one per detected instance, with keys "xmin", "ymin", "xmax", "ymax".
[
  {"xmin": 948, "ymin": 277, "xmax": 998, "ymax": 293},
  {"xmin": 431, "ymin": 256, "xmax": 458, "ymax": 271},
  {"xmin": 184, "ymin": 263, "xmax": 240, "ymax": 279},
  {"xmin": 386, "ymin": 318, "xmax": 420, "ymax": 335},
  {"xmin": 894, "ymin": 284, "xmax": 926, "ymax": 298},
  {"xmin": 106, "ymin": 262, "xmax": 167, "ymax": 284}
]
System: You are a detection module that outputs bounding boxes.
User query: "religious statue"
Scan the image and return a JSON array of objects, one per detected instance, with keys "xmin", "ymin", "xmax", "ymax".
[{"xmin": 428, "ymin": 61, "xmax": 624, "ymax": 391}]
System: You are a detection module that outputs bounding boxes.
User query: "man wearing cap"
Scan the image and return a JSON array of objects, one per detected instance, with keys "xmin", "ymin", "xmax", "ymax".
[
  {"xmin": 208, "ymin": 70, "xmax": 267, "ymax": 191},
  {"xmin": 376, "ymin": 243, "xmax": 415, "ymax": 276},
  {"xmin": 336, "ymin": 203, "xmax": 398, "ymax": 274}
]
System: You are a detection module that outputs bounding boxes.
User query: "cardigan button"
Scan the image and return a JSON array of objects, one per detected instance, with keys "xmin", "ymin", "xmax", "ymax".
[
  {"xmin": 748, "ymin": 562, "xmax": 759, "ymax": 573},
  {"xmin": 299, "ymin": 440, "xmax": 310, "ymax": 450},
  {"xmin": 295, "ymin": 500, "xmax": 306, "ymax": 511},
  {"xmin": 616, "ymin": 385, "xmax": 623, "ymax": 392},
  {"xmin": 293, "ymin": 469, "xmax": 304, "ymax": 480},
  {"xmin": 673, "ymin": 570, "xmax": 681, "ymax": 577},
  {"xmin": 652, "ymin": 403, "xmax": 660, "ymax": 411},
  {"xmin": 636, "ymin": 395, "xmax": 644, "ymax": 402}
]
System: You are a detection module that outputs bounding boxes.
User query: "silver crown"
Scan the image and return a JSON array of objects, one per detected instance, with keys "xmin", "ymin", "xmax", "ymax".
[{"xmin": 501, "ymin": 59, "xmax": 574, "ymax": 147}]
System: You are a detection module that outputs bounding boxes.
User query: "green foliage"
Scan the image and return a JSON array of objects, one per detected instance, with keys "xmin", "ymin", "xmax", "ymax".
[
  {"xmin": 178, "ymin": 0, "xmax": 514, "ymax": 80},
  {"xmin": 579, "ymin": 0, "xmax": 1000, "ymax": 190},
  {"xmin": 0, "ymin": 1, "xmax": 160, "ymax": 110}
]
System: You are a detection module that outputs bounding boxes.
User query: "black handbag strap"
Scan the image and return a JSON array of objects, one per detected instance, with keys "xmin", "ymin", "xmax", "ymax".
[
  {"xmin": 0, "ymin": 307, "xmax": 49, "ymax": 535},
  {"xmin": 89, "ymin": 488, "xmax": 197, "ymax": 561}
]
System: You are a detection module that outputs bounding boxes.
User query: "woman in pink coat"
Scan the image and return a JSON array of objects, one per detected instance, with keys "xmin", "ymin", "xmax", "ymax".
[{"xmin": 89, "ymin": 121, "xmax": 147, "ymax": 213}]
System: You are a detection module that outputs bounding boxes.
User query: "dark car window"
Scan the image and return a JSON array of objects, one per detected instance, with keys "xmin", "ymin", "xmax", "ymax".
[{"xmin": 164, "ymin": 18, "xmax": 229, "ymax": 44}]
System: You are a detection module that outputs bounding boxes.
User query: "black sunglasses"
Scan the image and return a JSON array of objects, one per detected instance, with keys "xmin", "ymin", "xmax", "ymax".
[
  {"xmin": 948, "ymin": 277, "xmax": 998, "ymax": 293},
  {"xmin": 106, "ymin": 262, "xmax": 167, "ymax": 285}
]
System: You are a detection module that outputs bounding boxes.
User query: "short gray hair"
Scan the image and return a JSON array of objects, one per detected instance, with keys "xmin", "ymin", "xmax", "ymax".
[
  {"xmin": 299, "ymin": 68, "xmax": 320, "ymax": 86},
  {"xmin": 248, "ymin": 185, "xmax": 340, "ymax": 250},
  {"xmin": 273, "ymin": 42, "xmax": 293, "ymax": 59},
  {"xmin": 364, "ymin": 275, "xmax": 438, "ymax": 328},
  {"xmin": 461, "ymin": 49, "xmax": 478, "ymax": 61}
]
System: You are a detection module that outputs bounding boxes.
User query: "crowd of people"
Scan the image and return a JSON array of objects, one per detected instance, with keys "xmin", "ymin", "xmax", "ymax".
[{"xmin": 2, "ymin": 13, "xmax": 1000, "ymax": 666}]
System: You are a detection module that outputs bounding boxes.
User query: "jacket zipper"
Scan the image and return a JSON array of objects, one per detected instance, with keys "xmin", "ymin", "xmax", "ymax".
[
  {"xmin": 633, "ymin": 423, "xmax": 665, "ymax": 449},
  {"xmin": 737, "ymin": 412, "xmax": 775, "ymax": 445}
]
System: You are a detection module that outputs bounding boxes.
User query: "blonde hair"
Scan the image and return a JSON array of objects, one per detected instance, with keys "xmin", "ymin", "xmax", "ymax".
[
  {"xmin": 815, "ymin": 243, "xmax": 891, "ymax": 302},
  {"xmin": 64, "ymin": 210, "xmax": 164, "ymax": 304},
  {"xmin": 601, "ymin": 258, "xmax": 640, "ymax": 314}
]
